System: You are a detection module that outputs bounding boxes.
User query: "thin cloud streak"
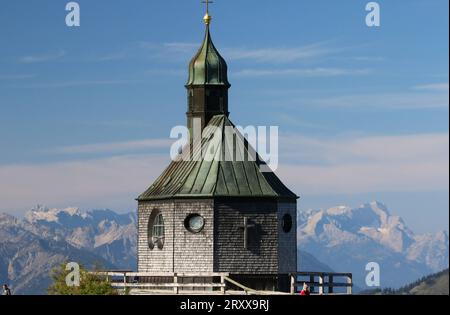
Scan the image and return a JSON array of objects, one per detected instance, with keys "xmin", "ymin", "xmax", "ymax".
[
  {"xmin": 223, "ymin": 42, "xmax": 338, "ymax": 63},
  {"xmin": 19, "ymin": 50, "xmax": 66, "ymax": 63},
  {"xmin": 275, "ymin": 133, "xmax": 449, "ymax": 195},
  {"xmin": 163, "ymin": 42, "xmax": 199, "ymax": 53},
  {"xmin": 234, "ymin": 68, "xmax": 371, "ymax": 77},
  {"xmin": 95, "ymin": 52, "xmax": 128, "ymax": 62},
  {"xmin": 8, "ymin": 80, "xmax": 140, "ymax": 89},
  {"xmin": 414, "ymin": 83, "xmax": 449, "ymax": 92},
  {"xmin": 52, "ymin": 139, "xmax": 173, "ymax": 155},
  {"xmin": 0, "ymin": 154, "xmax": 169, "ymax": 213},
  {"xmin": 0, "ymin": 133, "xmax": 447, "ymax": 213},
  {"xmin": 279, "ymin": 133, "xmax": 449, "ymax": 166},
  {"xmin": 140, "ymin": 40, "xmax": 345, "ymax": 64},
  {"xmin": 280, "ymin": 91, "xmax": 450, "ymax": 110},
  {"xmin": 0, "ymin": 74, "xmax": 35, "ymax": 80}
]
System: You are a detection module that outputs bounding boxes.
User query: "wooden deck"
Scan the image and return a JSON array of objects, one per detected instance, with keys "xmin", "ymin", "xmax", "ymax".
[{"xmin": 94, "ymin": 271, "xmax": 353, "ymax": 295}]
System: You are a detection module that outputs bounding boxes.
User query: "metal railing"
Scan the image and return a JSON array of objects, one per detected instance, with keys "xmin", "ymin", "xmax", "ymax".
[
  {"xmin": 290, "ymin": 272, "xmax": 353, "ymax": 295},
  {"xmin": 94, "ymin": 271, "xmax": 353, "ymax": 295},
  {"xmin": 96, "ymin": 271, "xmax": 229, "ymax": 294}
]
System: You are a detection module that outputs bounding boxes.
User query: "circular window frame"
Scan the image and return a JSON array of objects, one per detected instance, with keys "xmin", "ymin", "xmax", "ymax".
[
  {"xmin": 184, "ymin": 214, "xmax": 205, "ymax": 234},
  {"xmin": 282, "ymin": 213, "xmax": 293, "ymax": 233},
  {"xmin": 148, "ymin": 210, "xmax": 165, "ymax": 250}
]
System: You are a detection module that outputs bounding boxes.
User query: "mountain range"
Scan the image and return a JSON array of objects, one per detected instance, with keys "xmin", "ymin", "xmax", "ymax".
[
  {"xmin": 0, "ymin": 207, "xmax": 136, "ymax": 294},
  {"xmin": 297, "ymin": 201, "xmax": 449, "ymax": 290},
  {"xmin": 0, "ymin": 201, "xmax": 448, "ymax": 294}
]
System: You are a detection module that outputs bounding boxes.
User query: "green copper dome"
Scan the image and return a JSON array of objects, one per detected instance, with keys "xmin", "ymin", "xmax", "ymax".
[{"xmin": 186, "ymin": 26, "xmax": 230, "ymax": 87}]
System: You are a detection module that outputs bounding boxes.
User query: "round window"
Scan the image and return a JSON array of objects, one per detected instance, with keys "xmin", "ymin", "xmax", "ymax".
[
  {"xmin": 184, "ymin": 214, "xmax": 205, "ymax": 233},
  {"xmin": 282, "ymin": 214, "xmax": 293, "ymax": 233}
]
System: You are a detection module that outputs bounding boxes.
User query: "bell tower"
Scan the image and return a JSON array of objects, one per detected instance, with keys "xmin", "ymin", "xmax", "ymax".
[{"xmin": 185, "ymin": 1, "xmax": 231, "ymax": 133}]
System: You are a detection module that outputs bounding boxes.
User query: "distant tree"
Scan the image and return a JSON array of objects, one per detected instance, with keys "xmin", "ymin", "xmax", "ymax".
[
  {"xmin": 47, "ymin": 263, "xmax": 118, "ymax": 295},
  {"xmin": 394, "ymin": 268, "xmax": 449, "ymax": 295}
]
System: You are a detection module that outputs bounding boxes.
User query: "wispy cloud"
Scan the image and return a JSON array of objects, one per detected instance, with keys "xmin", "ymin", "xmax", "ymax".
[
  {"xmin": 0, "ymin": 154, "xmax": 169, "ymax": 212},
  {"xmin": 52, "ymin": 139, "xmax": 172, "ymax": 155},
  {"xmin": 276, "ymin": 133, "xmax": 449, "ymax": 195},
  {"xmin": 9, "ymin": 79, "xmax": 140, "ymax": 89},
  {"xmin": 0, "ymin": 133, "xmax": 447, "ymax": 213},
  {"xmin": 0, "ymin": 74, "xmax": 35, "ymax": 80},
  {"xmin": 413, "ymin": 83, "xmax": 449, "ymax": 92},
  {"xmin": 163, "ymin": 42, "xmax": 199, "ymax": 53},
  {"xmin": 279, "ymin": 133, "xmax": 449, "ymax": 166},
  {"xmin": 234, "ymin": 67, "xmax": 371, "ymax": 78},
  {"xmin": 223, "ymin": 42, "xmax": 338, "ymax": 63},
  {"xmin": 145, "ymin": 69, "xmax": 185, "ymax": 76},
  {"xmin": 95, "ymin": 52, "xmax": 128, "ymax": 62},
  {"xmin": 279, "ymin": 90, "xmax": 449, "ymax": 110},
  {"xmin": 352, "ymin": 56, "xmax": 385, "ymax": 62},
  {"xmin": 19, "ymin": 50, "xmax": 66, "ymax": 63},
  {"xmin": 140, "ymin": 40, "xmax": 345, "ymax": 64}
]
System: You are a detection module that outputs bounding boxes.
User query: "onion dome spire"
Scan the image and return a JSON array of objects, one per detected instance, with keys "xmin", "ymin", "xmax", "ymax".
[
  {"xmin": 185, "ymin": 0, "xmax": 231, "ymax": 131},
  {"xmin": 187, "ymin": 0, "xmax": 230, "ymax": 87}
]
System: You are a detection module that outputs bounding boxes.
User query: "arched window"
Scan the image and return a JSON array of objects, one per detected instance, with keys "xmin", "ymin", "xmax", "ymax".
[
  {"xmin": 148, "ymin": 211, "xmax": 165, "ymax": 250},
  {"xmin": 282, "ymin": 213, "xmax": 293, "ymax": 233}
]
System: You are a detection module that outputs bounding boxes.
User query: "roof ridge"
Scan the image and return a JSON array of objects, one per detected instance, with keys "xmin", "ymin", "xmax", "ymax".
[
  {"xmin": 183, "ymin": 116, "xmax": 221, "ymax": 194},
  {"xmin": 211, "ymin": 115, "xmax": 227, "ymax": 196},
  {"xmin": 197, "ymin": 116, "xmax": 224, "ymax": 193}
]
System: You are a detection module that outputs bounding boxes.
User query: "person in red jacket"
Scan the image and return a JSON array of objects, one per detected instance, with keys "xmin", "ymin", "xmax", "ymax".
[{"xmin": 300, "ymin": 283, "xmax": 310, "ymax": 295}]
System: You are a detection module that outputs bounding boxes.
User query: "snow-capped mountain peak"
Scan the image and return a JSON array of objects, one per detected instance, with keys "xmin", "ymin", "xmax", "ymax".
[
  {"xmin": 25, "ymin": 206, "xmax": 85, "ymax": 224},
  {"xmin": 21, "ymin": 206, "xmax": 136, "ymax": 253},
  {"xmin": 326, "ymin": 205, "xmax": 352, "ymax": 215},
  {"xmin": 298, "ymin": 202, "xmax": 449, "ymax": 289}
]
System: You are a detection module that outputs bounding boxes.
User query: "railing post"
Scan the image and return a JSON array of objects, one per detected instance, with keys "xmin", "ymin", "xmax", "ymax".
[
  {"xmin": 123, "ymin": 272, "xmax": 127, "ymax": 294},
  {"xmin": 173, "ymin": 273, "xmax": 179, "ymax": 294},
  {"xmin": 328, "ymin": 275, "xmax": 334, "ymax": 294},
  {"xmin": 318, "ymin": 274, "xmax": 324, "ymax": 295},
  {"xmin": 290, "ymin": 274, "xmax": 295, "ymax": 294},
  {"xmin": 347, "ymin": 275, "xmax": 353, "ymax": 295},
  {"xmin": 220, "ymin": 275, "xmax": 226, "ymax": 295},
  {"xmin": 309, "ymin": 275, "xmax": 314, "ymax": 294}
]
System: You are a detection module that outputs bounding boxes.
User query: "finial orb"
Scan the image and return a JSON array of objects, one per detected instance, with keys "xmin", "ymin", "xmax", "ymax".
[{"xmin": 203, "ymin": 13, "xmax": 212, "ymax": 25}]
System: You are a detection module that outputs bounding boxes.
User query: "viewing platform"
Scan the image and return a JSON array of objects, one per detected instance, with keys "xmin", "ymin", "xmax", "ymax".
[{"xmin": 95, "ymin": 271, "xmax": 353, "ymax": 295}]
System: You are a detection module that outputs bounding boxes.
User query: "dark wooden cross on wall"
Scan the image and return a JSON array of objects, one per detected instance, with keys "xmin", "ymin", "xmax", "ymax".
[{"xmin": 240, "ymin": 217, "xmax": 256, "ymax": 250}]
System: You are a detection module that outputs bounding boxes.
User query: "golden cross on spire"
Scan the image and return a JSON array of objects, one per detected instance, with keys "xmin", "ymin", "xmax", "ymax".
[
  {"xmin": 202, "ymin": 0, "xmax": 213, "ymax": 14},
  {"xmin": 202, "ymin": 0, "xmax": 213, "ymax": 25}
]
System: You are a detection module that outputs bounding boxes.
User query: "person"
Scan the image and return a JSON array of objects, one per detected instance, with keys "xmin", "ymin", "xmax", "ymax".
[
  {"xmin": 300, "ymin": 283, "xmax": 310, "ymax": 295},
  {"xmin": 2, "ymin": 284, "xmax": 12, "ymax": 295}
]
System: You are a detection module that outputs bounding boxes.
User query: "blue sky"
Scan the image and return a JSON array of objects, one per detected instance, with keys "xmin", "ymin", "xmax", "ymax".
[{"xmin": 0, "ymin": 0, "xmax": 448, "ymax": 234}]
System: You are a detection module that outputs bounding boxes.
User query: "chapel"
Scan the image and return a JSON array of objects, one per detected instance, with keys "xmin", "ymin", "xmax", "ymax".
[{"xmin": 137, "ymin": 3, "xmax": 298, "ymax": 291}]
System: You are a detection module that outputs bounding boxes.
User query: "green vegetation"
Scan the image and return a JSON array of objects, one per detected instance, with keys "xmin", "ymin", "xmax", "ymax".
[
  {"xmin": 47, "ymin": 263, "xmax": 118, "ymax": 295},
  {"xmin": 361, "ymin": 269, "xmax": 449, "ymax": 295}
]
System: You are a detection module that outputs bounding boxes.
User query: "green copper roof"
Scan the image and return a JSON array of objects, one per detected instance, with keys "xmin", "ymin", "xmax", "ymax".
[
  {"xmin": 137, "ymin": 115, "xmax": 298, "ymax": 201},
  {"xmin": 186, "ymin": 26, "xmax": 230, "ymax": 87}
]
